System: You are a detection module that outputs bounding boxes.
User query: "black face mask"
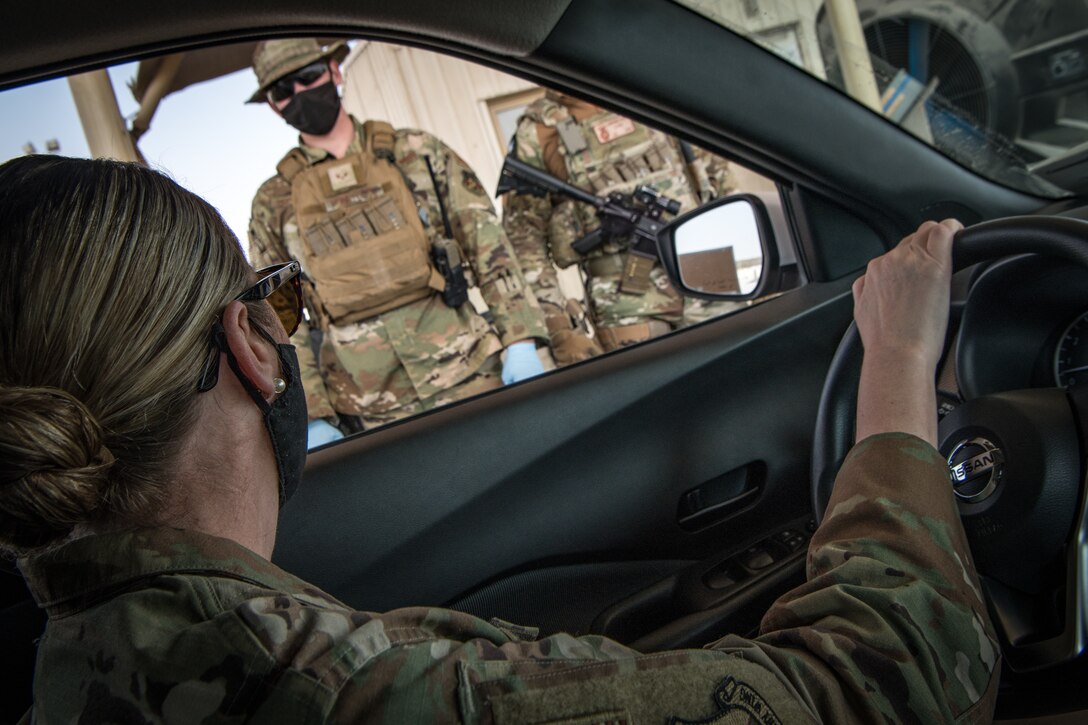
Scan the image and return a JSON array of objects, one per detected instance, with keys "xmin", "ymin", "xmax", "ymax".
[
  {"xmin": 221, "ymin": 323, "xmax": 309, "ymax": 506},
  {"xmin": 280, "ymin": 80, "xmax": 342, "ymax": 136}
]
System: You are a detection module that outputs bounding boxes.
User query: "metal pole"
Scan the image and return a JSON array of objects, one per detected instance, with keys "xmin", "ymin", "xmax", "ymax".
[
  {"xmin": 824, "ymin": 0, "xmax": 882, "ymax": 113},
  {"xmin": 67, "ymin": 70, "xmax": 141, "ymax": 162},
  {"xmin": 131, "ymin": 54, "xmax": 184, "ymax": 143}
]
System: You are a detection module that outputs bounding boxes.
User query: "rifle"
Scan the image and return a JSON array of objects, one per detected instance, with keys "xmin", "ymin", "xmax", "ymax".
[{"xmin": 496, "ymin": 154, "xmax": 680, "ymax": 260}]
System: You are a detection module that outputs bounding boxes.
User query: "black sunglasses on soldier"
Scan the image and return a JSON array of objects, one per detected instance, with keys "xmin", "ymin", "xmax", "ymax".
[{"xmin": 267, "ymin": 61, "xmax": 329, "ymax": 103}]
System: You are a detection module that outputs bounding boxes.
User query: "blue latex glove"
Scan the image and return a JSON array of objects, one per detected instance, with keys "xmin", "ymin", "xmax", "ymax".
[
  {"xmin": 502, "ymin": 341, "xmax": 546, "ymax": 384},
  {"xmin": 307, "ymin": 419, "xmax": 344, "ymax": 449}
]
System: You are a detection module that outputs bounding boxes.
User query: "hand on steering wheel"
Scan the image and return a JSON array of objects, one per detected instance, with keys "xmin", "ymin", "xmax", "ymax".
[
  {"xmin": 811, "ymin": 214, "xmax": 1088, "ymax": 674},
  {"xmin": 852, "ymin": 219, "xmax": 957, "ymax": 447}
]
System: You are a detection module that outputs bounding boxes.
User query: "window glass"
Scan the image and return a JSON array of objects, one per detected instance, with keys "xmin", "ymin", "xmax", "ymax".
[
  {"xmin": 675, "ymin": 0, "xmax": 1085, "ymax": 198},
  {"xmin": 0, "ymin": 39, "xmax": 793, "ymax": 442}
]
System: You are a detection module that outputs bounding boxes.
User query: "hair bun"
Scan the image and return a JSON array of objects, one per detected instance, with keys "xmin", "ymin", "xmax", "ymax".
[{"xmin": 0, "ymin": 386, "xmax": 114, "ymax": 551}]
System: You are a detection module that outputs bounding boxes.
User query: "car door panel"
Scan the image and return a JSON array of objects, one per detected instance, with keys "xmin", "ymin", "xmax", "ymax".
[{"xmin": 275, "ymin": 277, "xmax": 856, "ymax": 637}]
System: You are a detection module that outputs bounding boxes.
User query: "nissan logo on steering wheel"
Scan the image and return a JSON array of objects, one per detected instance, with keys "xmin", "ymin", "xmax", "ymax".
[{"xmin": 947, "ymin": 437, "xmax": 1004, "ymax": 503}]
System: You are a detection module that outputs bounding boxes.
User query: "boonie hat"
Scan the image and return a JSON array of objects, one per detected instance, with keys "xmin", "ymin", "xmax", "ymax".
[{"xmin": 247, "ymin": 38, "xmax": 349, "ymax": 103}]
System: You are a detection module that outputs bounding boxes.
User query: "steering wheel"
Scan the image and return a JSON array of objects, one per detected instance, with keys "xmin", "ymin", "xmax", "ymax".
[{"xmin": 811, "ymin": 216, "xmax": 1088, "ymax": 674}]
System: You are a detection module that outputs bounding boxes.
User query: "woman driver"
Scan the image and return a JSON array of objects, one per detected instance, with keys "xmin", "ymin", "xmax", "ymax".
[{"xmin": 0, "ymin": 155, "xmax": 997, "ymax": 723}]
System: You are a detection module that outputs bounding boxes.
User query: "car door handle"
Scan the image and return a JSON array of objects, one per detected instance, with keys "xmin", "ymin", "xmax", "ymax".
[{"xmin": 676, "ymin": 462, "xmax": 765, "ymax": 531}]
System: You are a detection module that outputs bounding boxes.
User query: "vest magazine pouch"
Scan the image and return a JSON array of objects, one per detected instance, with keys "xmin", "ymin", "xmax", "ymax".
[
  {"xmin": 567, "ymin": 115, "xmax": 691, "ymax": 205},
  {"xmin": 367, "ymin": 195, "xmax": 406, "ymax": 233},
  {"xmin": 581, "ymin": 137, "xmax": 680, "ymax": 199},
  {"xmin": 303, "ymin": 218, "xmax": 345, "ymax": 257},
  {"xmin": 336, "ymin": 208, "xmax": 376, "ymax": 241},
  {"xmin": 290, "ymin": 134, "xmax": 439, "ymax": 324},
  {"xmin": 644, "ymin": 146, "xmax": 666, "ymax": 171},
  {"xmin": 307, "ymin": 223, "xmax": 434, "ymax": 323}
]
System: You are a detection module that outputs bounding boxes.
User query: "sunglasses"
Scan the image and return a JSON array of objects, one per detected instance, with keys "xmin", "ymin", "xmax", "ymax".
[
  {"xmin": 238, "ymin": 261, "xmax": 304, "ymax": 336},
  {"xmin": 196, "ymin": 261, "xmax": 304, "ymax": 393},
  {"xmin": 267, "ymin": 61, "xmax": 330, "ymax": 103}
]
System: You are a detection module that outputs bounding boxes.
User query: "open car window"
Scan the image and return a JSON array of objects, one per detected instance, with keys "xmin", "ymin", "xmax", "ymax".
[
  {"xmin": 675, "ymin": 0, "xmax": 1085, "ymax": 198},
  {"xmin": 0, "ymin": 39, "xmax": 795, "ymax": 441}
]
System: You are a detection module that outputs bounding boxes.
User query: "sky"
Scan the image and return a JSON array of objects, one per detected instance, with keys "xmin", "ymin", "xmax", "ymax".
[{"xmin": 0, "ymin": 63, "xmax": 301, "ymax": 253}]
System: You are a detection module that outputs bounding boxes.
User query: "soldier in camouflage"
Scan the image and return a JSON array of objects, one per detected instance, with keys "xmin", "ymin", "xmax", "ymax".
[
  {"xmin": 2, "ymin": 151, "xmax": 998, "ymax": 722},
  {"xmin": 248, "ymin": 39, "xmax": 549, "ymax": 436},
  {"xmin": 503, "ymin": 90, "xmax": 746, "ymax": 362},
  {"xmin": 23, "ymin": 431, "xmax": 997, "ymax": 723}
]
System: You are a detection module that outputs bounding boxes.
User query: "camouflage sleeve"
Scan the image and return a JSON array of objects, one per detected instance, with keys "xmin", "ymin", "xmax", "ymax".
[
  {"xmin": 502, "ymin": 191, "xmax": 564, "ymax": 315},
  {"xmin": 510, "ymin": 114, "xmax": 594, "ymax": 271},
  {"xmin": 325, "ymin": 610, "xmax": 819, "ymax": 724},
  {"xmin": 714, "ymin": 432, "xmax": 1000, "ymax": 723},
  {"xmin": 248, "ymin": 175, "xmax": 294, "ymax": 267},
  {"xmin": 503, "ymin": 191, "xmax": 603, "ymax": 365},
  {"xmin": 314, "ymin": 433, "xmax": 997, "ymax": 723},
  {"xmin": 685, "ymin": 143, "xmax": 734, "ymax": 203},
  {"xmin": 249, "ymin": 179, "xmax": 337, "ymax": 422},
  {"xmin": 510, "ymin": 113, "xmax": 550, "ymax": 175},
  {"xmin": 425, "ymin": 133, "xmax": 548, "ymax": 347},
  {"xmin": 505, "ymin": 115, "xmax": 580, "ymax": 303}
]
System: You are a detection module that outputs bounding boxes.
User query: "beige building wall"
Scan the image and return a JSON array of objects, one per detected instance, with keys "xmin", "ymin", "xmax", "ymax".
[{"xmin": 341, "ymin": 41, "xmax": 538, "ymax": 210}]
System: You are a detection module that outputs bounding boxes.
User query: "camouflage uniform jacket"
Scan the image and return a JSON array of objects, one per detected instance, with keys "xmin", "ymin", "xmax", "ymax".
[
  {"xmin": 20, "ymin": 433, "xmax": 999, "ymax": 723},
  {"xmin": 505, "ymin": 92, "xmax": 737, "ymax": 333},
  {"xmin": 250, "ymin": 117, "xmax": 547, "ymax": 423}
]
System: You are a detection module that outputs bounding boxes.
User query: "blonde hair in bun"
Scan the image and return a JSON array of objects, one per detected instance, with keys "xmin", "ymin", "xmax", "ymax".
[{"xmin": 0, "ymin": 155, "xmax": 258, "ymax": 554}]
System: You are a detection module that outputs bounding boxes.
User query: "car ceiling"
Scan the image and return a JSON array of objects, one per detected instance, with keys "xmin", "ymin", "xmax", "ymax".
[{"xmin": 0, "ymin": 0, "xmax": 571, "ymax": 87}]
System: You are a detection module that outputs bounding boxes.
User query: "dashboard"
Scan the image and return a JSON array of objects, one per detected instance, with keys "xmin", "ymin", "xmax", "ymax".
[{"xmin": 952, "ymin": 254, "xmax": 1088, "ymax": 400}]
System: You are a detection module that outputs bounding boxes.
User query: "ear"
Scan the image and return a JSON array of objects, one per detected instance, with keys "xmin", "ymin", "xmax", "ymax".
[
  {"xmin": 267, "ymin": 98, "xmax": 286, "ymax": 117},
  {"xmin": 329, "ymin": 60, "xmax": 344, "ymax": 86},
  {"xmin": 221, "ymin": 301, "xmax": 280, "ymax": 399}
]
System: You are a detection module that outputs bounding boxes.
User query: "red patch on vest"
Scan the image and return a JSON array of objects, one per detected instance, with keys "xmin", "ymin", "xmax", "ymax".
[{"xmin": 592, "ymin": 117, "xmax": 636, "ymax": 144}]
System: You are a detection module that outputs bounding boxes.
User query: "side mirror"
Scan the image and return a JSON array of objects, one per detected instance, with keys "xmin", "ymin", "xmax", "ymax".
[{"xmin": 657, "ymin": 194, "xmax": 779, "ymax": 299}]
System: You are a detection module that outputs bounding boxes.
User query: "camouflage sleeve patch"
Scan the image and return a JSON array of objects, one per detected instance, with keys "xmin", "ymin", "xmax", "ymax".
[
  {"xmin": 321, "ymin": 619, "xmax": 816, "ymax": 725},
  {"xmin": 670, "ymin": 676, "xmax": 783, "ymax": 725},
  {"xmin": 456, "ymin": 648, "xmax": 815, "ymax": 725},
  {"xmin": 460, "ymin": 168, "xmax": 488, "ymax": 198}
]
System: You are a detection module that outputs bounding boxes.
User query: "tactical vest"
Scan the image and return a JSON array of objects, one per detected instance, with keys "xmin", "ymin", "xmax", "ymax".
[
  {"xmin": 278, "ymin": 120, "xmax": 445, "ymax": 324},
  {"xmin": 530, "ymin": 97, "xmax": 699, "ymax": 268}
]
